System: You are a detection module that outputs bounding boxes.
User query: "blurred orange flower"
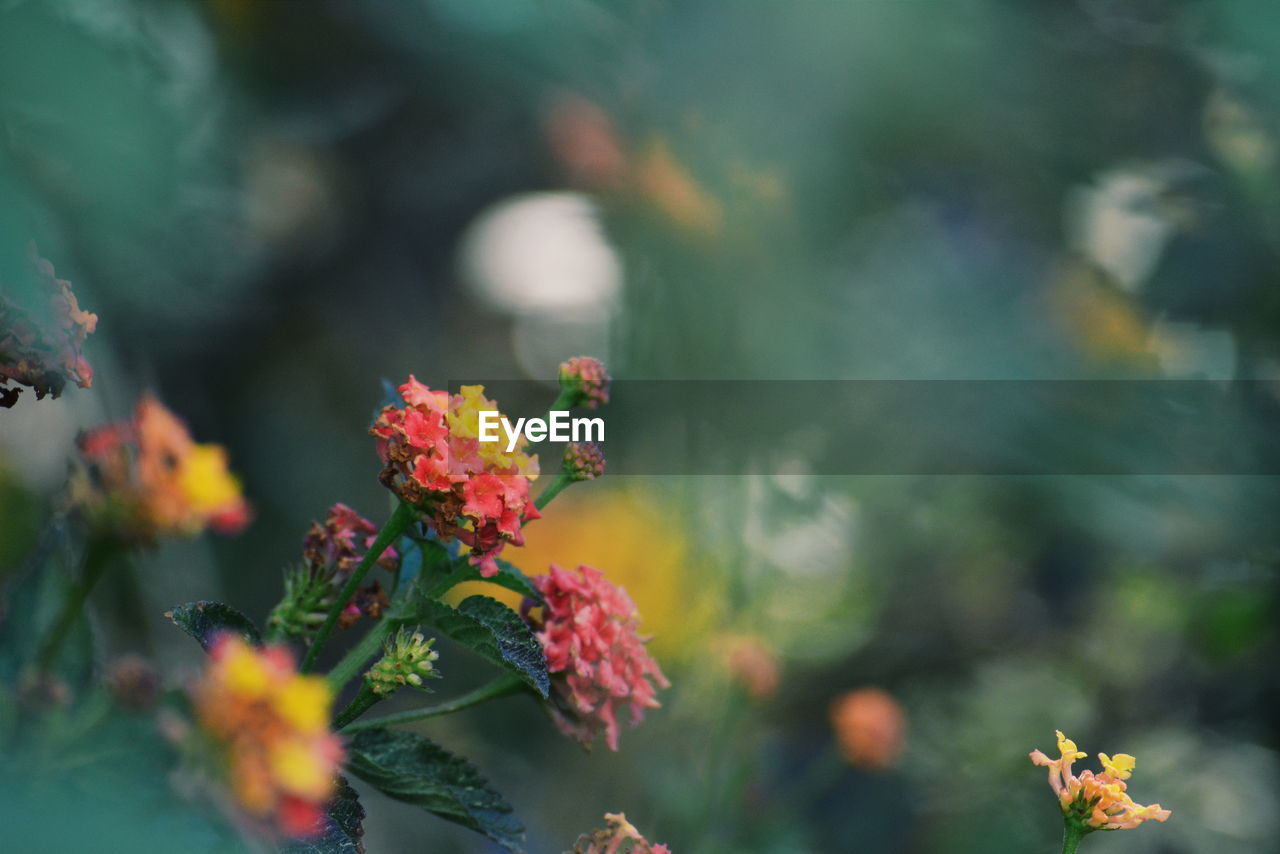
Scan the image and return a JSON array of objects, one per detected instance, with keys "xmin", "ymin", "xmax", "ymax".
[
  {"xmin": 69, "ymin": 395, "xmax": 251, "ymax": 542},
  {"xmin": 192, "ymin": 635, "xmax": 343, "ymax": 838},
  {"xmin": 829, "ymin": 687, "xmax": 906, "ymax": 770},
  {"xmin": 719, "ymin": 634, "xmax": 780, "ymax": 700}
]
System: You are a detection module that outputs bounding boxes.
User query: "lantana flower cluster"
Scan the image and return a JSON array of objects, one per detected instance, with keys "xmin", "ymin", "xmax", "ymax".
[
  {"xmin": 0, "ymin": 247, "xmax": 97, "ymax": 407},
  {"xmin": 568, "ymin": 812, "xmax": 672, "ymax": 854},
  {"xmin": 524, "ymin": 564, "xmax": 669, "ymax": 751},
  {"xmin": 372, "ymin": 377, "xmax": 540, "ymax": 576},
  {"xmin": 192, "ymin": 635, "xmax": 343, "ymax": 837},
  {"xmin": 1030, "ymin": 730, "xmax": 1170, "ymax": 832},
  {"xmin": 68, "ymin": 395, "xmax": 251, "ymax": 542}
]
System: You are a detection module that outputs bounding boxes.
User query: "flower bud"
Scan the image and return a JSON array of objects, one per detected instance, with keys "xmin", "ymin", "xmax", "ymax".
[
  {"xmin": 563, "ymin": 442, "xmax": 605, "ymax": 482},
  {"xmin": 365, "ymin": 628, "xmax": 440, "ymax": 698},
  {"xmin": 558, "ymin": 356, "xmax": 610, "ymax": 409}
]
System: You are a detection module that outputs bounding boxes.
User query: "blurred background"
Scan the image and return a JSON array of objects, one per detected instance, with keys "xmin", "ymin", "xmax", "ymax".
[{"xmin": 3, "ymin": 0, "xmax": 1280, "ymax": 851}]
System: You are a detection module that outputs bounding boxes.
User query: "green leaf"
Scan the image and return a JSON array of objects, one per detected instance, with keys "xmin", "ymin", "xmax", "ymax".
[
  {"xmin": 345, "ymin": 728, "xmax": 524, "ymax": 853},
  {"xmin": 280, "ymin": 776, "xmax": 364, "ymax": 854},
  {"xmin": 412, "ymin": 595, "xmax": 548, "ymax": 697},
  {"xmin": 425, "ymin": 556, "xmax": 543, "ymax": 604},
  {"xmin": 166, "ymin": 601, "xmax": 262, "ymax": 652}
]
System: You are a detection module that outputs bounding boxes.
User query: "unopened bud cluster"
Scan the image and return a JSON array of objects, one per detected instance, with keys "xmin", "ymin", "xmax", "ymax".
[
  {"xmin": 365, "ymin": 628, "xmax": 440, "ymax": 697},
  {"xmin": 558, "ymin": 356, "xmax": 610, "ymax": 409},
  {"xmin": 563, "ymin": 442, "xmax": 606, "ymax": 482}
]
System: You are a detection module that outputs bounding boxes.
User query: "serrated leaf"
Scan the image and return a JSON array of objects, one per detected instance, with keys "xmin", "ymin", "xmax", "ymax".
[
  {"xmin": 280, "ymin": 776, "xmax": 365, "ymax": 854},
  {"xmin": 166, "ymin": 601, "xmax": 261, "ymax": 652},
  {"xmin": 345, "ymin": 728, "xmax": 524, "ymax": 853},
  {"xmin": 412, "ymin": 595, "xmax": 548, "ymax": 697},
  {"xmin": 425, "ymin": 556, "xmax": 543, "ymax": 604}
]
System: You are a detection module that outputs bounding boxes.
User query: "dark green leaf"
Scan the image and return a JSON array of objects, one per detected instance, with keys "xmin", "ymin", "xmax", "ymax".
[
  {"xmin": 412, "ymin": 596, "xmax": 548, "ymax": 697},
  {"xmin": 280, "ymin": 776, "xmax": 365, "ymax": 854},
  {"xmin": 424, "ymin": 556, "xmax": 543, "ymax": 605},
  {"xmin": 345, "ymin": 728, "xmax": 524, "ymax": 853},
  {"xmin": 166, "ymin": 601, "xmax": 261, "ymax": 652}
]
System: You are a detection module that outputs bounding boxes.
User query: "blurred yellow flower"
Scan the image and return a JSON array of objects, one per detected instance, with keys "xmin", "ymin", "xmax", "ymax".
[{"xmin": 445, "ymin": 486, "xmax": 714, "ymax": 661}]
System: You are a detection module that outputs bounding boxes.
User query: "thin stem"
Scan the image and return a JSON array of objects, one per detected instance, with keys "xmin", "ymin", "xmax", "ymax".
[
  {"xmin": 36, "ymin": 535, "xmax": 118, "ymax": 671},
  {"xmin": 301, "ymin": 501, "xmax": 415, "ymax": 673},
  {"xmin": 327, "ymin": 616, "xmax": 399, "ymax": 692},
  {"xmin": 1061, "ymin": 821, "xmax": 1088, "ymax": 854},
  {"xmin": 534, "ymin": 472, "xmax": 572, "ymax": 511},
  {"xmin": 546, "ymin": 389, "xmax": 577, "ymax": 419},
  {"xmin": 339, "ymin": 673, "xmax": 524, "ymax": 732},
  {"xmin": 331, "ymin": 683, "xmax": 381, "ymax": 730}
]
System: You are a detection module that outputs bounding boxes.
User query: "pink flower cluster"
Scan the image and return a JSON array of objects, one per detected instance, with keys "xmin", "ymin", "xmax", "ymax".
[
  {"xmin": 304, "ymin": 503, "xmax": 399, "ymax": 627},
  {"xmin": 559, "ymin": 356, "xmax": 610, "ymax": 408},
  {"xmin": 0, "ymin": 247, "xmax": 97, "ymax": 407},
  {"xmin": 371, "ymin": 376, "xmax": 540, "ymax": 577},
  {"xmin": 563, "ymin": 442, "xmax": 606, "ymax": 482},
  {"xmin": 524, "ymin": 564, "xmax": 669, "ymax": 751}
]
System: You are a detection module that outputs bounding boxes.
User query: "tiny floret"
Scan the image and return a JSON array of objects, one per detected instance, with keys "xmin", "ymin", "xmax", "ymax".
[{"xmin": 1030, "ymin": 730, "xmax": 1170, "ymax": 833}]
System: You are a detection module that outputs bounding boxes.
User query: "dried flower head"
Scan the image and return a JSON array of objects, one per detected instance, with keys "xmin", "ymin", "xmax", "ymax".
[
  {"xmin": 365, "ymin": 628, "xmax": 440, "ymax": 698},
  {"xmin": 0, "ymin": 246, "xmax": 97, "ymax": 407},
  {"xmin": 563, "ymin": 442, "xmax": 606, "ymax": 482},
  {"xmin": 371, "ymin": 377, "xmax": 539, "ymax": 577},
  {"xmin": 269, "ymin": 504, "xmax": 399, "ymax": 639},
  {"xmin": 67, "ymin": 395, "xmax": 251, "ymax": 543},
  {"xmin": 829, "ymin": 688, "xmax": 906, "ymax": 770},
  {"xmin": 192, "ymin": 635, "xmax": 343, "ymax": 838},
  {"xmin": 1030, "ymin": 731, "xmax": 1170, "ymax": 833},
  {"xmin": 558, "ymin": 357, "xmax": 610, "ymax": 409},
  {"xmin": 523, "ymin": 564, "xmax": 669, "ymax": 751},
  {"xmin": 567, "ymin": 812, "xmax": 671, "ymax": 854}
]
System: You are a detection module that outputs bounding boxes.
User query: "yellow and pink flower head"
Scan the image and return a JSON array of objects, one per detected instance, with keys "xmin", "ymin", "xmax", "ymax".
[
  {"xmin": 371, "ymin": 377, "xmax": 539, "ymax": 577},
  {"xmin": 1030, "ymin": 730, "xmax": 1170, "ymax": 832}
]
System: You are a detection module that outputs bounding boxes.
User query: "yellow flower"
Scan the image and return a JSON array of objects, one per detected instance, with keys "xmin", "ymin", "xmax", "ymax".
[
  {"xmin": 192, "ymin": 636, "xmax": 343, "ymax": 837},
  {"xmin": 178, "ymin": 444, "xmax": 244, "ymax": 517},
  {"xmin": 1030, "ymin": 731, "xmax": 1170, "ymax": 833}
]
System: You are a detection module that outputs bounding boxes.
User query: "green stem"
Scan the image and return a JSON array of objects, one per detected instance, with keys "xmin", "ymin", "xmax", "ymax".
[
  {"xmin": 339, "ymin": 673, "xmax": 524, "ymax": 732},
  {"xmin": 36, "ymin": 535, "xmax": 118, "ymax": 671},
  {"xmin": 327, "ymin": 616, "xmax": 400, "ymax": 692},
  {"xmin": 332, "ymin": 683, "xmax": 381, "ymax": 730},
  {"xmin": 534, "ymin": 472, "xmax": 572, "ymax": 511},
  {"xmin": 1061, "ymin": 821, "xmax": 1088, "ymax": 854},
  {"xmin": 301, "ymin": 501, "xmax": 415, "ymax": 673},
  {"xmin": 546, "ymin": 389, "xmax": 576, "ymax": 418}
]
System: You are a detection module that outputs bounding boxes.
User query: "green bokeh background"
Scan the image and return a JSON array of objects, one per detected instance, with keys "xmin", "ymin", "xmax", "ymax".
[{"xmin": 3, "ymin": 1, "xmax": 1280, "ymax": 852}]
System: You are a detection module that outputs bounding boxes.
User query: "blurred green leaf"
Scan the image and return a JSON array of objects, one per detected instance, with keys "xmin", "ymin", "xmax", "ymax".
[
  {"xmin": 166, "ymin": 602, "xmax": 262, "ymax": 652},
  {"xmin": 345, "ymin": 727, "xmax": 524, "ymax": 853}
]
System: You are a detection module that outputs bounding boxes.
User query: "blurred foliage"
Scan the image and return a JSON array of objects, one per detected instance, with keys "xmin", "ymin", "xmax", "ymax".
[{"xmin": 3, "ymin": 0, "xmax": 1280, "ymax": 852}]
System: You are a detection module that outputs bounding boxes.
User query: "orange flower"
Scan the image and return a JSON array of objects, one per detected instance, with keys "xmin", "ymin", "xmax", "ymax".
[
  {"xmin": 1030, "ymin": 731, "xmax": 1170, "ymax": 832},
  {"xmin": 829, "ymin": 688, "xmax": 906, "ymax": 770},
  {"xmin": 69, "ymin": 395, "xmax": 251, "ymax": 542},
  {"xmin": 192, "ymin": 636, "xmax": 343, "ymax": 837}
]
